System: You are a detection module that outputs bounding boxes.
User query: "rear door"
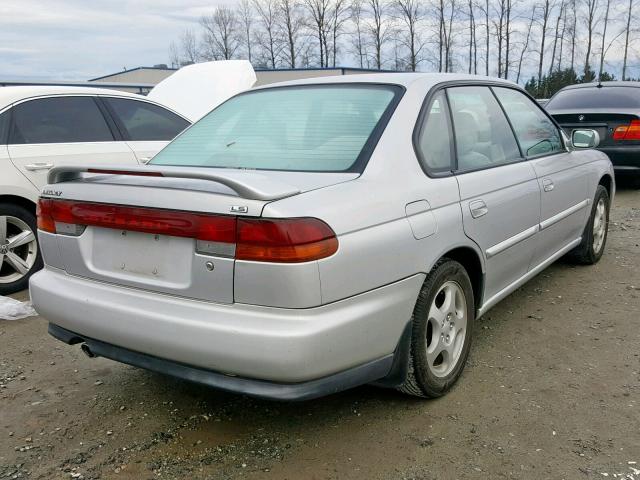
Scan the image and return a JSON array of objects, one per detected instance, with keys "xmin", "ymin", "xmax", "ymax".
[
  {"xmin": 7, "ymin": 96, "xmax": 137, "ymax": 189},
  {"xmin": 493, "ymin": 87, "xmax": 589, "ymax": 268},
  {"xmin": 448, "ymin": 85, "xmax": 541, "ymax": 301},
  {"xmin": 100, "ymin": 97, "xmax": 190, "ymax": 163}
]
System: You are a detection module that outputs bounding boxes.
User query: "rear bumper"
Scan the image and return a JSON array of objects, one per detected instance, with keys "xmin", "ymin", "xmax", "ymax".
[
  {"xmin": 48, "ymin": 323, "xmax": 407, "ymax": 401},
  {"xmin": 598, "ymin": 146, "xmax": 640, "ymax": 173},
  {"xmin": 31, "ymin": 267, "xmax": 422, "ymax": 387}
]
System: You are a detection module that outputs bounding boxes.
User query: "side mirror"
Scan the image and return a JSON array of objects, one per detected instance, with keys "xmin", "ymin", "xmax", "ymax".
[{"xmin": 572, "ymin": 129, "xmax": 600, "ymax": 149}]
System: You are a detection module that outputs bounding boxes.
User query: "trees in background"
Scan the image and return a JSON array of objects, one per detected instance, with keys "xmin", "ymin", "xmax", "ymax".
[{"xmin": 168, "ymin": 0, "xmax": 639, "ymax": 94}]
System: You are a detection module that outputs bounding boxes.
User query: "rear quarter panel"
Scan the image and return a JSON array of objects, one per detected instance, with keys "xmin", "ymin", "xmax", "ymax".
[{"xmin": 262, "ymin": 77, "xmax": 485, "ymax": 305}]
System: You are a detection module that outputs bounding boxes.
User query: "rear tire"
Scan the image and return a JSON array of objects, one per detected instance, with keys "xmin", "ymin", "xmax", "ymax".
[
  {"xmin": 397, "ymin": 259, "xmax": 475, "ymax": 398},
  {"xmin": 568, "ymin": 185, "xmax": 609, "ymax": 265},
  {"xmin": 0, "ymin": 203, "xmax": 42, "ymax": 295}
]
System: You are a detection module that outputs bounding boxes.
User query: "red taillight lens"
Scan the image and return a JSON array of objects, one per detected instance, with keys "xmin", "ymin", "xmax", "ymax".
[
  {"xmin": 36, "ymin": 199, "xmax": 338, "ymax": 263},
  {"xmin": 236, "ymin": 218, "xmax": 338, "ymax": 262},
  {"xmin": 37, "ymin": 199, "xmax": 236, "ymax": 243},
  {"xmin": 613, "ymin": 120, "xmax": 640, "ymax": 140},
  {"xmin": 36, "ymin": 199, "xmax": 56, "ymax": 233}
]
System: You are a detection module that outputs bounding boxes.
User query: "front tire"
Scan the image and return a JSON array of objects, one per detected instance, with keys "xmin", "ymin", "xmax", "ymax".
[
  {"xmin": 398, "ymin": 259, "xmax": 475, "ymax": 398},
  {"xmin": 0, "ymin": 203, "xmax": 42, "ymax": 295},
  {"xmin": 568, "ymin": 185, "xmax": 609, "ymax": 265}
]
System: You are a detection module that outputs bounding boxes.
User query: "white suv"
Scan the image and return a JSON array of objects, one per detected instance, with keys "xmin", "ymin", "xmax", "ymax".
[{"xmin": 0, "ymin": 86, "xmax": 191, "ymax": 294}]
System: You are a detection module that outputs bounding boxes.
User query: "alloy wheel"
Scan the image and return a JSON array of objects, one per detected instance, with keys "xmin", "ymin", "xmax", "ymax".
[
  {"xmin": 0, "ymin": 215, "xmax": 38, "ymax": 284},
  {"xmin": 425, "ymin": 280, "xmax": 468, "ymax": 378},
  {"xmin": 592, "ymin": 198, "xmax": 607, "ymax": 254}
]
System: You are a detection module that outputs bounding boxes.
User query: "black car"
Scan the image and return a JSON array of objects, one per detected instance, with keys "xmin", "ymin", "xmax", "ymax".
[{"xmin": 546, "ymin": 82, "xmax": 640, "ymax": 180}]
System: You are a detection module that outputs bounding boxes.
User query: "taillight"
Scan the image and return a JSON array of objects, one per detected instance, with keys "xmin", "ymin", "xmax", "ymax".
[
  {"xmin": 36, "ymin": 199, "xmax": 56, "ymax": 233},
  {"xmin": 613, "ymin": 120, "xmax": 640, "ymax": 140},
  {"xmin": 236, "ymin": 218, "xmax": 338, "ymax": 262},
  {"xmin": 36, "ymin": 199, "xmax": 338, "ymax": 262}
]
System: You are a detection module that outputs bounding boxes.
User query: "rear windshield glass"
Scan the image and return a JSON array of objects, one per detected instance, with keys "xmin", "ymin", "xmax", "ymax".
[
  {"xmin": 150, "ymin": 85, "xmax": 400, "ymax": 172},
  {"xmin": 546, "ymin": 87, "xmax": 640, "ymax": 109}
]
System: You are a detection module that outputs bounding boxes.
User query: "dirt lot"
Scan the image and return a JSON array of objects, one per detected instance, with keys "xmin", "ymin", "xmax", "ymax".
[{"xmin": 1, "ymin": 186, "xmax": 639, "ymax": 480}]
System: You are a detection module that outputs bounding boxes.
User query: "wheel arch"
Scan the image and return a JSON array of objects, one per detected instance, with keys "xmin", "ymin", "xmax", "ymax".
[
  {"xmin": 598, "ymin": 173, "xmax": 613, "ymax": 198},
  {"xmin": 0, "ymin": 194, "xmax": 37, "ymax": 214},
  {"xmin": 436, "ymin": 246, "xmax": 485, "ymax": 314}
]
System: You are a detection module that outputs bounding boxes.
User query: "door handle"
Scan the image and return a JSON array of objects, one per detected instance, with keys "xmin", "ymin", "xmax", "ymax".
[
  {"xmin": 24, "ymin": 163, "xmax": 54, "ymax": 171},
  {"xmin": 469, "ymin": 200, "xmax": 488, "ymax": 219},
  {"xmin": 542, "ymin": 178, "xmax": 555, "ymax": 192}
]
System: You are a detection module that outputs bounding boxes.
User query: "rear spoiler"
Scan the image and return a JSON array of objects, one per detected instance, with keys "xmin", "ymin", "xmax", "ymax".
[{"xmin": 47, "ymin": 165, "xmax": 301, "ymax": 201}]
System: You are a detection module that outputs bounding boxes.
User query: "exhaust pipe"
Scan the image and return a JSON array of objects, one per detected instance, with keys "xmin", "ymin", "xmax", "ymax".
[{"xmin": 81, "ymin": 343, "xmax": 97, "ymax": 358}]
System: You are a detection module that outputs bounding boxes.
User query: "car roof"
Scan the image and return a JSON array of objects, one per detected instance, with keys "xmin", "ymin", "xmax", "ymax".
[
  {"xmin": 253, "ymin": 72, "xmax": 518, "ymax": 90},
  {"xmin": 0, "ymin": 85, "xmax": 144, "ymax": 110},
  {"xmin": 561, "ymin": 81, "xmax": 640, "ymax": 91}
]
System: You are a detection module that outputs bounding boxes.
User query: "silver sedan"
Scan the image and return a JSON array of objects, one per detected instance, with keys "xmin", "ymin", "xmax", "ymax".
[{"xmin": 30, "ymin": 73, "xmax": 614, "ymax": 400}]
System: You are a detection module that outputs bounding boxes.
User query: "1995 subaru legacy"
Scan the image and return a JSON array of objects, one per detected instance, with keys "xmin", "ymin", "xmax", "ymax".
[{"xmin": 30, "ymin": 73, "xmax": 614, "ymax": 400}]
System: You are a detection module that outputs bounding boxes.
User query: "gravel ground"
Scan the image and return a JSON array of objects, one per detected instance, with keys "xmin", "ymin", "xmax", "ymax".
[{"xmin": 1, "ymin": 186, "xmax": 639, "ymax": 480}]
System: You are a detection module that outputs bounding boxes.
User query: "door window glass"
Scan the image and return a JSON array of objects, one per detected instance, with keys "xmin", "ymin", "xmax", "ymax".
[
  {"xmin": 10, "ymin": 97, "xmax": 113, "ymax": 144},
  {"xmin": 416, "ymin": 91, "xmax": 454, "ymax": 173},
  {"xmin": 493, "ymin": 87, "xmax": 563, "ymax": 157},
  {"xmin": 447, "ymin": 86, "xmax": 521, "ymax": 171},
  {"xmin": 0, "ymin": 111, "xmax": 9, "ymax": 144},
  {"xmin": 105, "ymin": 98, "xmax": 189, "ymax": 141}
]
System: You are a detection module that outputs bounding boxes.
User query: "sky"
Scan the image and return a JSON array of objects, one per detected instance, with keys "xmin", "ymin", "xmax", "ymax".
[
  {"xmin": 0, "ymin": 0, "xmax": 222, "ymax": 81},
  {"xmin": 1, "ymin": 0, "xmax": 637, "ymax": 83}
]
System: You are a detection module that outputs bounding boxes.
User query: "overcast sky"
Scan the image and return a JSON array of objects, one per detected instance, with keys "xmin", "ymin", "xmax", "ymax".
[
  {"xmin": 0, "ymin": 0, "xmax": 224, "ymax": 81},
  {"xmin": 2, "ymin": 0, "xmax": 637, "ymax": 82}
]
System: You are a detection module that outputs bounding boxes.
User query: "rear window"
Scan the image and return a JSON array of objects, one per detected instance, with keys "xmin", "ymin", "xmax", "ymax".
[
  {"xmin": 546, "ymin": 87, "xmax": 640, "ymax": 110},
  {"xmin": 150, "ymin": 85, "xmax": 401, "ymax": 172}
]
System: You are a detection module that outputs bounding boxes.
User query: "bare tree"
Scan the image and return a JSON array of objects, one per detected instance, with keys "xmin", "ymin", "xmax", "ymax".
[
  {"xmin": 583, "ymin": 0, "xmax": 598, "ymax": 77},
  {"xmin": 173, "ymin": 29, "xmax": 199, "ymax": 65},
  {"xmin": 254, "ymin": 0, "xmax": 282, "ymax": 68},
  {"xmin": 536, "ymin": 0, "xmax": 553, "ymax": 87},
  {"xmin": 279, "ymin": 0, "xmax": 306, "ymax": 67},
  {"xmin": 395, "ymin": 0, "xmax": 424, "ymax": 71},
  {"xmin": 494, "ymin": 0, "xmax": 507, "ymax": 77},
  {"xmin": 504, "ymin": 0, "xmax": 513, "ymax": 78},
  {"xmin": 200, "ymin": 7, "xmax": 241, "ymax": 60},
  {"xmin": 467, "ymin": 0, "xmax": 478, "ymax": 73},
  {"xmin": 548, "ymin": 0, "xmax": 564, "ymax": 74},
  {"xmin": 366, "ymin": 0, "xmax": 392, "ymax": 69},
  {"xmin": 304, "ymin": 0, "xmax": 331, "ymax": 66},
  {"xmin": 516, "ymin": 5, "xmax": 536, "ymax": 82},
  {"xmin": 622, "ymin": 0, "xmax": 634, "ymax": 80},
  {"xmin": 569, "ymin": 0, "xmax": 577, "ymax": 69},
  {"xmin": 597, "ymin": 0, "xmax": 611, "ymax": 80},
  {"xmin": 350, "ymin": 0, "xmax": 368, "ymax": 67},
  {"xmin": 331, "ymin": 0, "xmax": 352, "ymax": 66},
  {"xmin": 475, "ymin": 0, "xmax": 491, "ymax": 74},
  {"xmin": 169, "ymin": 41, "xmax": 181, "ymax": 68},
  {"xmin": 557, "ymin": 4, "xmax": 567, "ymax": 70},
  {"xmin": 238, "ymin": 0, "xmax": 255, "ymax": 63}
]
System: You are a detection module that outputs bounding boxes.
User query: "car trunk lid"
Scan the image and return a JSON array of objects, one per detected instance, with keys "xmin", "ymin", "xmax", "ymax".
[
  {"xmin": 40, "ymin": 165, "xmax": 355, "ymax": 303},
  {"xmin": 550, "ymin": 110, "xmax": 640, "ymax": 147}
]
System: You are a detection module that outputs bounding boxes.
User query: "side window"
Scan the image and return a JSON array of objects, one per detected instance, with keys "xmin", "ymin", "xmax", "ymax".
[
  {"xmin": 0, "ymin": 110, "xmax": 9, "ymax": 144},
  {"xmin": 105, "ymin": 98, "xmax": 189, "ymax": 141},
  {"xmin": 493, "ymin": 87, "xmax": 563, "ymax": 157},
  {"xmin": 10, "ymin": 97, "xmax": 114, "ymax": 144},
  {"xmin": 447, "ymin": 86, "xmax": 521, "ymax": 171},
  {"xmin": 416, "ymin": 91, "xmax": 454, "ymax": 173}
]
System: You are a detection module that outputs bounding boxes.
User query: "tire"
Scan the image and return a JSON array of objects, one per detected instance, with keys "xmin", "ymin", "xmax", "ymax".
[
  {"xmin": 397, "ymin": 258, "xmax": 475, "ymax": 398},
  {"xmin": 0, "ymin": 203, "xmax": 42, "ymax": 295},
  {"xmin": 568, "ymin": 185, "xmax": 610, "ymax": 265}
]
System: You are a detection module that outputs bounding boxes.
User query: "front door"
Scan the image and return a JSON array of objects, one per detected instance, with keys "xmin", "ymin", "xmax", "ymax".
[{"xmin": 492, "ymin": 87, "xmax": 590, "ymax": 268}]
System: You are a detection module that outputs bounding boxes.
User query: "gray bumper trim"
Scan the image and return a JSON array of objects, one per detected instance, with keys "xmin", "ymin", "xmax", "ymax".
[{"xmin": 48, "ymin": 323, "xmax": 395, "ymax": 401}]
